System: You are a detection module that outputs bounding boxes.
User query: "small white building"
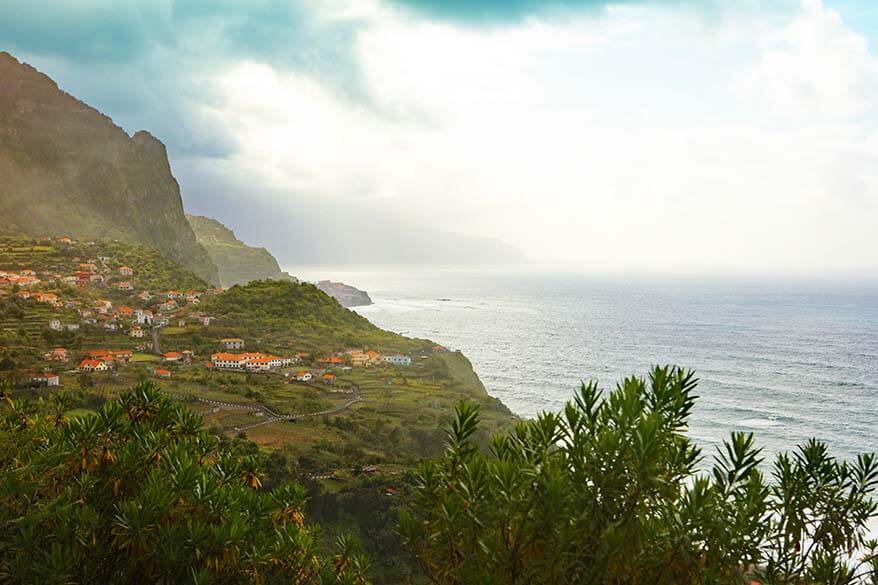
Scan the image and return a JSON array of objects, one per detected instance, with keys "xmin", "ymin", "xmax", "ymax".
[
  {"xmin": 31, "ymin": 374, "xmax": 60, "ymax": 387},
  {"xmin": 48, "ymin": 319, "xmax": 62, "ymax": 331},
  {"xmin": 221, "ymin": 338, "xmax": 245, "ymax": 350},
  {"xmin": 382, "ymin": 354, "xmax": 412, "ymax": 367}
]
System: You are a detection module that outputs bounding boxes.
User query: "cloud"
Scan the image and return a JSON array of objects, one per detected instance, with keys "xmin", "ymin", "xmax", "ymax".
[
  {"xmin": 737, "ymin": 0, "xmax": 878, "ymax": 119},
  {"xmin": 2, "ymin": 0, "xmax": 877, "ymax": 272},
  {"xmin": 386, "ymin": 0, "xmax": 618, "ymax": 23},
  {"xmin": 0, "ymin": 0, "xmax": 371, "ymax": 157}
]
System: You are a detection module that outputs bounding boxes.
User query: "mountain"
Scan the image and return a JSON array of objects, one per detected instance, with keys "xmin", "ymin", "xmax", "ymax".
[
  {"xmin": 186, "ymin": 214, "xmax": 295, "ymax": 287},
  {"xmin": 0, "ymin": 52, "xmax": 219, "ymax": 285}
]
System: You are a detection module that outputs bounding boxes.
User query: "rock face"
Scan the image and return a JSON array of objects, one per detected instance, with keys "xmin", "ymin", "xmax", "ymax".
[
  {"xmin": 0, "ymin": 52, "xmax": 219, "ymax": 284},
  {"xmin": 315, "ymin": 280, "xmax": 373, "ymax": 308},
  {"xmin": 186, "ymin": 214, "xmax": 296, "ymax": 287}
]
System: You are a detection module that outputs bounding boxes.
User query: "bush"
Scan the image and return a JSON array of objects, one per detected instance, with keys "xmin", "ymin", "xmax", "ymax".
[
  {"xmin": 400, "ymin": 366, "xmax": 878, "ymax": 584},
  {"xmin": 0, "ymin": 380, "xmax": 369, "ymax": 583}
]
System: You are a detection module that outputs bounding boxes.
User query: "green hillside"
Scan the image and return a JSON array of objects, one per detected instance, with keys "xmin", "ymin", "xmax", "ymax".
[
  {"xmin": 186, "ymin": 214, "xmax": 295, "ymax": 287},
  {"xmin": 201, "ymin": 280, "xmax": 416, "ymax": 352}
]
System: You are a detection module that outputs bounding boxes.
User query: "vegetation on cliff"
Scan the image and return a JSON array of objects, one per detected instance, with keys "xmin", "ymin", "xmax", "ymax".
[
  {"xmin": 401, "ymin": 367, "xmax": 878, "ymax": 584},
  {"xmin": 186, "ymin": 214, "xmax": 294, "ymax": 287},
  {"xmin": 0, "ymin": 52, "xmax": 218, "ymax": 284},
  {"xmin": 202, "ymin": 280, "xmax": 415, "ymax": 352}
]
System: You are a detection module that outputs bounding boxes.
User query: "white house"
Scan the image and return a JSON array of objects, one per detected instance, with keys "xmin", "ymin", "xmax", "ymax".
[
  {"xmin": 77, "ymin": 359, "xmax": 109, "ymax": 372},
  {"xmin": 382, "ymin": 354, "xmax": 412, "ymax": 366},
  {"xmin": 211, "ymin": 353, "xmax": 247, "ymax": 369},
  {"xmin": 31, "ymin": 374, "xmax": 60, "ymax": 387},
  {"xmin": 220, "ymin": 338, "xmax": 245, "ymax": 350},
  {"xmin": 48, "ymin": 319, "xmax": 62, "ymax": 331}
]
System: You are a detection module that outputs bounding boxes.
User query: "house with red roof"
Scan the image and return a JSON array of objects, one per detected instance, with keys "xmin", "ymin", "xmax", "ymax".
[
  {"xmin": 45, "ymin": 348, "xmax": 69, "ymax": 362},
  {"xmin": 77, "ymin": 359, "xmax": 109, "ymax": 372}
]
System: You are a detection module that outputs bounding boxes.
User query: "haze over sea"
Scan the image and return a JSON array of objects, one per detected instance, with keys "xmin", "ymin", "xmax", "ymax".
[{"xmin": 289, "ymin": 265, "xmax": 878, "ymax": 461}]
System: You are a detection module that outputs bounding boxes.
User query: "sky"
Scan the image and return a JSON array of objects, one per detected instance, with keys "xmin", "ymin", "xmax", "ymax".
[{"xmin": 2, "ymin": 0, "xmax": 878, "ymax": 274}]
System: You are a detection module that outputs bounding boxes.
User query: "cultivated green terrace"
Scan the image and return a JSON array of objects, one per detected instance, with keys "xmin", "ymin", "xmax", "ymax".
[{"xmin": 0, "ymin": 235, "xmax": 513, "ymax": 469}]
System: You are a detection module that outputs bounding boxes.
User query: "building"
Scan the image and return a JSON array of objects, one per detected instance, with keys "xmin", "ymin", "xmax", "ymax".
[
  {"xmin": 211, "ymin": 353, "xmax": 247, "ymax": 369},
  {"xmin": 77, "ymin": 359, "xmax": 109, "ymax": 372},
  {"xmin": 154, "ymin": 368, "xmax": 172, "ymax": 379},
  {"xmin": 117, "ymin": 281, "xmax": 134, "ymax": 291},
  {"xmin": 134, "ymin": 309, "xmax": 153, "ymax": 325},
  {"xmin": 130, "ymin": 326, "xmax": 144, "ymax": 338},
  {"xmin": 220, "ymin": 338, "xmax": 245, "ymax": 350},
  {"xmin": 163, "ymin": 352, "xmax": 182, "ymax": 362},
  {"xmin": 382, "ymin": 354, "xmax": 412, "ymax": 367},
  {"xmin": 211, "ymin": 352, "xmax": 290, "ymax": 371},
  {"xmin": 295, "ymin": 370, "xmax": 313, "ymax": 382},
  {"xmin": 244, "ymin": 357, "xmax": 274, "ymax": 371},
  {"xmin": 109, "ymin": 350, "xmax": 132, "ymax": 363},
  {"xmin": 45, "ymin": 347, "xmax": 69, "ymax": 361},
  {"xmin": 119, "ymin": 266, "xmax": 134, "ymax": 276},
  {"xmin": 30, "ymin": 374, "xmax": 60, "ymax": 387},
  {"xmin": 48, "ymin": 319, "xmax": 62, "ymax": 331},
  {"xmin": 322, "ymin": 373, "xmax": 336, "ymax": 385}
]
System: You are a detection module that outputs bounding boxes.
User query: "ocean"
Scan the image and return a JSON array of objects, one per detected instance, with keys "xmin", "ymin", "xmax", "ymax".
[{"xmin": 288, "ymin": 265, "xmax": 878, "ymax": 462}]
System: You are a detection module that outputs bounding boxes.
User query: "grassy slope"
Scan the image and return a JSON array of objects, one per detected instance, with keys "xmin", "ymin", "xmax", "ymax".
[{"xmin": 187, "ymin": 214, "xmax": 294, "ymax": 287}]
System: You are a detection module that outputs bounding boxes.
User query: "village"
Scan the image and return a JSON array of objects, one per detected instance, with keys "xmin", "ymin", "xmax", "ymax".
[
  {"xmin": 0, "ymin": 233, "xmax": 505, "ymax": 498},
  {"xmin": 0, "ymin": 236, "xmax": 430, "ymax": 396}
]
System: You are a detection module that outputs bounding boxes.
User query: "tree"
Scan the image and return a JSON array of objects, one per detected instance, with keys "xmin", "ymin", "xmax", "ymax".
[
  {"xmin": 399, "ymin": 366, "xmax": 878, "ymax": 584},
  {"xmin": 0, "ymin": 380, "xmax": 369, "ymax": 583}
]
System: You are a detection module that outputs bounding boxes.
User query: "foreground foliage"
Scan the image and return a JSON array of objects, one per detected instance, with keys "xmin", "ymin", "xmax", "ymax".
[
  {"xmin": 400, "ymin": 366, "xmax": 878, "ymax": 584},
  {"xmin": 0, "ymin": 381, "xmax": 368, "ymax": 584}
]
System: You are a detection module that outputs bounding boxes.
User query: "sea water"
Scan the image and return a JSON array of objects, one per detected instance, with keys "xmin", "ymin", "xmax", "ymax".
[{"xmin": 287, "ymin": 265, "xmax": 878, "ymax": 462}]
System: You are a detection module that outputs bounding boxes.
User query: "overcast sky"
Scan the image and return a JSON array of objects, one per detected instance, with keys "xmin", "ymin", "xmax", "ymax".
[{"xmin": 3, "ymin": 0, "xmax": 878, "ymax": 274}]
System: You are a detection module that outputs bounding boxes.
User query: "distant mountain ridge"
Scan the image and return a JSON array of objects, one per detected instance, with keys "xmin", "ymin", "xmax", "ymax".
[
  {"xmin": 186, "ymin": 214, "xmax": 295, "ymax": 287},
  {"xmin": 0, "ymin": 52, "xmax": 219, "ymax": 284}
]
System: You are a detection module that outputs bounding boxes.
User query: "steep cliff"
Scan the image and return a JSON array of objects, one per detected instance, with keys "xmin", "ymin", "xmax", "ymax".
[
  {"xmin": 314, "ymin": 280, "xmax": 373, "ymax": 308},
  {"xmin": 186, "ymin": 214, "xmax": 295, "ymax": 287},
  {"xmin": 0, "ymin": 52, "xmax": 219, "ymax": 284}
]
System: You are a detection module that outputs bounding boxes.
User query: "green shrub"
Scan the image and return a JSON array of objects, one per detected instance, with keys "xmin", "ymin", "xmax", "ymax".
[{"xmin": 400, "ymin": 366, "xmax": 878, "ymax": 584}]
